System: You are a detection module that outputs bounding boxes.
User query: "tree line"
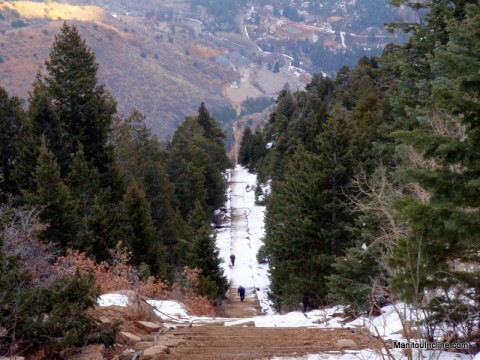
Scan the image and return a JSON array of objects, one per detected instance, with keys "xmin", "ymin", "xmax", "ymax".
[
  {"xmin": 239, "ymin": 0, "xmax": 480, "ymax": 343},
  {"xmin": 0, "ymin": 23, "xmax": 229, "ymax": 356}
]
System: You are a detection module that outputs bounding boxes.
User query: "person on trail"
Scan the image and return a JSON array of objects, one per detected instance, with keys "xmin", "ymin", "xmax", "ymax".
[
  {"xmin": 238, "ymin": 286, "xmax": 246, "ymax": 302},
  {"xmin": 230, "ymin": 254, "xmax": 235, "ymax": 266},
  {"xmin": 302, "ymin": 293, "xmax": 310, "ymax": 312}
]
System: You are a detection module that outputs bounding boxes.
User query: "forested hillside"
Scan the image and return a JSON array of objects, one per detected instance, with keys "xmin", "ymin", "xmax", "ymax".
[
  {"xmin": 0, "ymin": 23, "xmax": 229, "ymax": 356},
  {"xmin": 240, "ymin": 0, "xmax": 480, "ymax": 343}
]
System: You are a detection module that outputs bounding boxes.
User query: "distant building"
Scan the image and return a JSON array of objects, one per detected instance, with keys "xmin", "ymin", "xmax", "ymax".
[{"xmin": 231, "ymin": 80, "xmax": 240, "ymax": 88}]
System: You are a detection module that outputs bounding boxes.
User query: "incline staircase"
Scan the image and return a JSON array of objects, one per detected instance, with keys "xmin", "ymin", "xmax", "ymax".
[{"xmin": 220, "ymin": 286, "xmax": 264, "ymax": 318}]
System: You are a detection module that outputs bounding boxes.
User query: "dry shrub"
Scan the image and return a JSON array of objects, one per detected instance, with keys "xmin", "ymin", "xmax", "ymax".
[
  {"xmin": 54, "ymin": 241, "xmax": 168, "ymax": 299},
  {"xmin": 170, "ymin": 267, "xmax": 216, "ymax": 317},
  {"xmin": 1, "ymin": 206, "xmax": 58, "ymax": 286},
  {"xmin": 54, "ymin": 245, "xmax": 215, "ymax": 316}
]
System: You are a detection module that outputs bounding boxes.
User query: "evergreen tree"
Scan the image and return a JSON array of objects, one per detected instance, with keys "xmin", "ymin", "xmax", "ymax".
[
  {"xmin": 27, "ymin": 138, "xmax": 79, "ymax": 250},
  {"xmin": 265, "ymin": 146, "xmax": 337, "ymax": 311},
  {"xmin": 167, "ymin": 145, "xmax": 209, "ymax": 219},
  {"xmin": 169, "ymin": 115, "xmax": 228, "ymax": 216},
  {"xmin": 44, "ymin": 23, "xmax": 117, "ymax": 181},
  {"xmin": 327, "ymin": 244, "xmax": 386, "ymax": 314},
  {"xmin": 13, "ymin": 74, "xmax": 65, "ymax": 197},
  {"xmin": 12, "ymin": 117, "xmax": 38, "ymax": 197},
  {"xmin": 238, "ymin": 126, "xmax": 253, "ymax": 167},
  {"xmin": 187, "ymin": 201, "xmax": 228, "ymax": 299},
  {"xmin": 67, "ymin": 146, "xmax": 111, "ymax": 258},
  {"xmin": 0, "ymin": 87, "xmax": 25, "ymax": 201},
  {"xmin": 29, "ymin": 73, "xmax": 66, "ymax": 165},
  {"xmin": 197, "ymin": 102, "xmax": 227, "ymax": 146},
  {"xmin": 120, "ymin": 182, "xmax": 164, "ymax": 276},
  {"xmin": 111, "ymin": 110, "xmax": 189, "ymax": 272},
  {"xmin": 249, "ymin": 126, "xmax": 268, "ymax": 172},
  {"xmin": 390, "ymin": 4, "xmax": 480, "ymax": 331}
]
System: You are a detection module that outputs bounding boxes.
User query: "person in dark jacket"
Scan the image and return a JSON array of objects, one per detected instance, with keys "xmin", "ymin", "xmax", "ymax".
[
  {"xmin": 302, "ymin": 293, "xmax": 310, "ymax": 312},
  {"xmin": 230, "ymin": 254, "xmax": 235, "ymax": 266},
  {"xmin": 238, "ymin": 286, "xmax": 245, "ymax": 302}
]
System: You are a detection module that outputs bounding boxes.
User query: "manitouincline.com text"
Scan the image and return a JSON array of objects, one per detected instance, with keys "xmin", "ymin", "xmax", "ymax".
[{"xmin": 393, "ymin": 341, "xmax": 469, "ymax": 350}]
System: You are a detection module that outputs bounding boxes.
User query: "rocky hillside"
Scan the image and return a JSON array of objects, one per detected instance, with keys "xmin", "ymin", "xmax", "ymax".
[{"xmin": 0, "ymin": 1, "xmax": 229, "ymax": 138}]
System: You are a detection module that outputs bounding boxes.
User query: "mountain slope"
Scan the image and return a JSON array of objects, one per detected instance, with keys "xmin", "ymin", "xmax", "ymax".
[{"xmin": 0, "ymin": 2, "xmax": 229, "ymax": 138}]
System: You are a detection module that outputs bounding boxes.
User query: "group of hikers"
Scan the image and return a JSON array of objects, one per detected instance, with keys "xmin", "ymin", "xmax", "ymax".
[{"xmin": 230, "ymin": 254, "xmax": 245, "ymax": 302}]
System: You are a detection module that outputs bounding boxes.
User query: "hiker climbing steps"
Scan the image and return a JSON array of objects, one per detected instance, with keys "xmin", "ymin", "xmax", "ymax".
[{"xmin": 220, "ymin": 286, "xmax": 264, "ymax": 318}]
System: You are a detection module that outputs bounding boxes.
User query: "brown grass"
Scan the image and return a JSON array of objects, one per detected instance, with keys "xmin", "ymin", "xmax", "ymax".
[{"xmin": 2, "ymin": 1, "xmax": 105, "ymax": 21}]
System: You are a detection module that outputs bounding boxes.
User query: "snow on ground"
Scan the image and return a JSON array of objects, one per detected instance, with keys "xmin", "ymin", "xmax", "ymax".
[
  {"xmin": 216, "ymin": 165, "xmax": 273, "ymax": 313},
  {"xmin": 147, "ymin": 300, "xmax": 189, "ymax": 320},
  {"xmin": 97, "ymin": 293, "xmax": 129, "ymax": 307}
]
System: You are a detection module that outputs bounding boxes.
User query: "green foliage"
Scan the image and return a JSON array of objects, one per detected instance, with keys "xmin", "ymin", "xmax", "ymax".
[
  {"xmin": 239, "ymin": 96, "xmax": 275, "ymax": 117},
  {"xmin": 385, "ymin": 2, "xmax": 480, "ymax": 335},
  {"xmin": 328, "ymin": 245, "xmax": 386, "ymax": 314},
  {"xmin": 0, "ymin": 87, "xmax": 25, "ymax": 201},
  {"xmin": 238, "ymin": 126, "xmax": 253, "ymax": 167},
  {"xmin": 120, "ymin": 182, "xmax": 164, "ymax": 276},
  {"xmin": 252, "ymin": 55, "xmax": 398, "ymax": 312},
  {"xmin": 0, "ymin": 251, "xmax": 117, "ymax": 355},
  {"xmin": 45, "ymin": 22, "xmax": 117, "ymax": 181},
  {"xmin": 26, "ymin": 138, "xmax": 79, "ymax": 250},
  {"xmin": 169, "ymin": 104, "xmax": 230, "ymax": 218},
  {"xmin": 187, "ymin": 201, "xmax": 228, "ymax": 299},
  {"xmin": 13, "ymin": 73, "xmax": 66, "ymax": 196}
]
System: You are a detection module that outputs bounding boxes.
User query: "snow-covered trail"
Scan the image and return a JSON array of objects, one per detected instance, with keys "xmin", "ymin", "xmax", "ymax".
[{"xmin": 216, "ymin": 165, "xmax": 272, "ymax": 313}]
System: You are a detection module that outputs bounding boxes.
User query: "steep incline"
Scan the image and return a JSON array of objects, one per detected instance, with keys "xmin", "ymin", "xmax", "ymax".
[{"xmin": 218, "ymin": 166, "xmax": 266, "ymax": 318}]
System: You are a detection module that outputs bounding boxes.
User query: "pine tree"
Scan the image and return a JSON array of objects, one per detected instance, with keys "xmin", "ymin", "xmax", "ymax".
[
  {"xmin": 238, "ymin": 125, "xmax": 253, "ymax": 167},
  {"xmin": 13, "ymin": 74, "xmax": 65, "ymax": 197},
  {"xmin": 169, "ymin": 115, "xmax": 228, "ymax": 216},
  {"xmin": 327, "ymin": 244, "xmax": 386, "ymax": 314},
  {"xmin": 197, "ymin": 102, "xmax": 226, "ymax": 143},
  {"xmin": 0, "ymin": 87, "xmax": 25, "ymax": 201},
  {"xmin": 120, "ymin": 182, "xmax": 164, "ymax": 276},
  {"xmin": 167, "ymin": 145, "xmax": 209, "ymax": 219},
  {"xmin": 187, "ymin": 201, "xmax": 228, "ymax": 298},
  {"xmin": 111, "ymin": 110, "xmax": 189, "ymax": 272},
  {"xmin": 45, "ymin": 22, "xmax": 117, "ymax": 179},
  {"xmin": 12, "ymin": 117, "xmax": 38, "ymax": 197},
  {"xmin": 265, "ymin": 146, "xmax": 336, "ymax": 311},
  {"xmin": 67, "ymin": 146, "xmax": 105, "ymax": 257},
  {"xmin": 389, "ymin": 3, "xmax": 480, "ymax": 332},
  {"xmin": 27, "ymin": 138, "xmax": 79, "ymax": 250},
  {"xmin": 30, "ymin": 73, "xmax": 66, "ymax": 158}
]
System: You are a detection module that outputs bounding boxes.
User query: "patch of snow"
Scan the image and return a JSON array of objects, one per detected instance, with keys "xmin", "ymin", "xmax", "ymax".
[
  {"xmin": 97, "ymin": 293, "xmax": 129, "ymax": 307},
  {"xmin": 147, "ymin": 300, "xmax": 189, "ymax": 320},
  {"xmin": 340, "ymin": 31, "xmax": 346, "ymax": 49}
]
